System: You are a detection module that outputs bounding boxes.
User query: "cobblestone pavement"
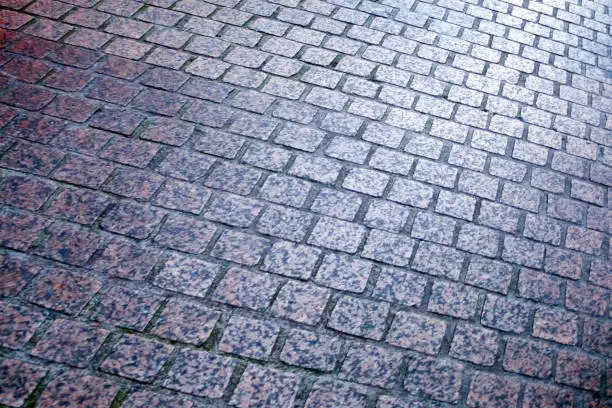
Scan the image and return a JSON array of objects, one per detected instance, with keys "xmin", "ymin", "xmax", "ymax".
[{"xmin": 0, "ymin": 0, "xmax": 610, "ymax": 405}]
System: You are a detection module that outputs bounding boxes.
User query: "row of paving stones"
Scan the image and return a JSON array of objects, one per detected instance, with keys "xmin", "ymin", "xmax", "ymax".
[
  {"xmin": 0, "ymin": 192, "xmax": 609, "ymax": 316},
  {"xmin": 1, "ymin": 277, "xmax": 609, "ymax": 406},
  {"xmin": 0, "ymin": 0, "xmax": 610, "ymax": 405}
]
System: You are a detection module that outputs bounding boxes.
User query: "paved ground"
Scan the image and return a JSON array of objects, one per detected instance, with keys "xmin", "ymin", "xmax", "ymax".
[{"xmin": 0, "ymin": 0, "xmax": 610, "ymax": 406}]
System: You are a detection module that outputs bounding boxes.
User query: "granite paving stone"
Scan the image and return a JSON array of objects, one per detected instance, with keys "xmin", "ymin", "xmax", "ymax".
[
  {"xmin": 261, "ymin": 241, "xmax": 321, "ymax": 279},
  {"xmin": 0, "ymin": 358, "xmax": 47, "ymax": 407},
  {"xmin": 387, "ymin": 311, "xmax": 446, "ymax": 355},
  {"xmin": 219, "ymin": 315, "xmax": 280, "ymax": 360},
  {"xmin": 37, "ymin": 372, "xmax": 119, "ymax": 408},
  {"xmin": 45, "ymin": 188, "xmax": 113, "ymax": 225},
  {"xmin": 373, "ymin": 267, "xmax": 427, "ymax": 306},
  {"xmin": 340, "ymin": 343, "xmax": 403, "ymax": 388},
  {"xmin": 153, "ymin": 252, "xmax": 220, "ymax": 296},
  {"xmin": 0, "ymin": 0, "xmax": 609, "ymax": 405},
  {"xmin": 0, "ymin": 301, "xmax": 47, "ymax": 349},
  {"xmin": 100, "ymin": 334, "xmax": 172, "ymax": 382},
  {"xmin": 404, "ymin": 357, "xmax": 464, "ymax": 403},
  {"xmin": 163, "ymin": 349, "xmax": 236, "ymax": 398},
  {"xmin": 314, "ymin": 253, "xmax": 372, "ymax": 293},
  {"xmin": 466, "ymin": 372, "xmax": 521, "ymax": 408},
  {"xmin": 280, "ymin": 328, "xmax": 342, "ymax": 372},
  {"xmin": 502, "ymin": 338, "xmax": 555, "ymax": 379},
  {"xmin": 35, "ymin": 223, "xmax": 103, "ymax": 266},
  {"xmin": 154, "ymin": 214, "xmax": 217, "ymax": 253},
  {"xmin": 328, "ymin": 295, "xmax": 390, "ymax": 340},
  {"xmin": 31, "ymin": 318, "xmax": 109, "ymax": 367},
  {"xmin": 90, "ymin": 285, "xmax": 162, "ymax": 330},
  {"xmin": 211, "ymin": 230, "xmax": 271, "ymax": 266},
  {"xmin": 304, "ymin": 379, "xmax": 367, "ymax": 408},
  {"xmin": 212, "ymin": 267, "xmax": 279, "ymax": 310},
  {"xmin": 522, "ymin": 384, "xmax": 574, "ymax": 408},
  {"xmin": 271, "ymin": 280, "xmax": 330, "ymax": 324},
  {"xmin": 0, "ymin": 254, "xmax": 45, "ymax": 297},
  {"xmin": 92, "ymin": 238, "xmax": 159, "ymax": 280},
  {"xmin": 0, "ymin": 209, "xmax": 49, "ymax": 251},
  {"xmin": 361, "ymin": 229, "xmax": 415, "ymax": 266},
  {"xmin": 122, "ymin": 391, "xmax": 195, "ymax": 408},
  {"xmin": 449, "ymin": 323, "xmax": 500, "ymax": 366},
  {"xmin": 24, "ymin": 267, "xmax": 102, "ymax": 315},
  {"xmin": 230, "ymin": 364, "xmax": 301, "ymax": 408},
  {"xmin": 151, "ymin": 298, "xmax": 220, "ymax": 344}
]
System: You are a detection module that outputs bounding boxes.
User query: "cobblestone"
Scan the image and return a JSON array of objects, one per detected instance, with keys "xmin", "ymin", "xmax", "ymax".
[{"xmin": 0, "ymin": 0, "xmax": 609, "ymax": 405}]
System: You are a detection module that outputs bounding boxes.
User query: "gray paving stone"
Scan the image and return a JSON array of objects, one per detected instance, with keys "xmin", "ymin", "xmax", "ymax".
[
  {"xmin": 272, "ymin": 282, "xmax": 330, "ymax": 325},
  {"xmin": 414, "ymin": 160, "xmax": 458, "ymax": 188},
  {"xmin": 435, "ymin": 191, "xmax": 477, "ymax": 221},
  {"xmin": 328, "ymin": 296, "xmax": 390, "ymax": 340},
  {"xmin": 276, "ymin": 123, "xmax": 326, "ymax": 152},
  {"xmin": 258, "ymin": 174, "xmax": 311, "ymax": 208},
  {"xmin": 290, "ymin": 155, "xmax": 342, "ymax": 184},
  {"xmin": 325, "ymin": 136, "xmax": 371, "ymax": 164},
  {"xmin": 411, "ymin": 212, "xmax": 456, "ymax": 245},
  {"xmin": 373, "ymin": 267, "xmax": 427, "ymax": 307},
  {"xmin": 458, "ymin": 170, "xmax": 499, "ymax": 200},
  {"xmin": 311, "ymin": 188, "xmax": 362, "ymax": 221},
  {"xmin": 362, "ymin": 229, "xmax": 416, "ymax": 267},
  {"xmin": 261, "ymin": 241, "xmax": 321, "ymax": 279},
  {"xmin": 308, "ymin": 217, "xmax": 365, "ymax": 253},
  {"xmin": 388, "ymin": 178, "xmax": 434, "ymax": 209},
  {"xmin": 256, "ymin": 205, "xmax": 314, "ymax": 242},
  {"xmin": 315, "ymin": 253, "xmax": 372, "ymax": 293},
  {"xmin": 405, "ymin": 135, "xmax": 444, "ymax": 160},
  {"xmin": 457, "ymin": 224, "xmax": 500, "ymax": 257},
  {"xmin": 280, "ymin": 329, "xmax": 341, "ymax": 371},
  {"xmin": 412, "ymin": 241, "xmax": 465, "ymax": 280},
  {"xmin": 466, "ymin": 257, "xmax": 514, "ymax": 294},
  {"xmin": 448, "ymin": 145, "xmax": 487, "ymax": 171},
  {"xmin": 364, "ymin": 200, "xmax": 410, "ymax": 233},
  {"xmin": 547, "ymin": 196, "xmax": 585, "ymax": 223},
  {"xmin": 369, "ymin": 148, "xmax": 414, "ymax": 175},
  {"xmin": 342, "ymin": 168, "xmax": 390, "ymax": 197}
]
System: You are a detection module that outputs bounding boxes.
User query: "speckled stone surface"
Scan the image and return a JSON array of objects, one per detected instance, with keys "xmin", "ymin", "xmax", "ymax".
[
  {"xmin": 164, "ymin": 349, "xmax": 236, "ymax": 398},
  {"xmin": 24, "ymin": 267, "xmax": 102, "ymax": 315},
  {"xmin": 100, "ymin": 334, "xmax": 172, "ymax": 382},
  {"xmin": 404, "ymin": 357, "xmax": 464, "ymax": 404},
  {"xmin": 90, "ymin": 285, "xmax": 162, "ymax": 330},
  {"xmin": 218, "ymin": 315, "xmax": 280, "ymax": 360},
  {"xmin": 230, "ymin": 364, "xmax": 301, "ymax": 408},
  {"xmin": 0, "ymin": 0, "xmax": 610, "ymax": 405},
  {"xmin": 31, "ymin": 318, "xmax": 109, "ymax": 367},
  {"xmin": 37, "ymin": 372, "xmax": 120, "ymax": 408},
  {"xmin": 153, "ymin": 252, "xmax": 219, "ymax": 296},
  {"xmin": 280, "ymin": 328, "xmax": 343, "ymax": 372},
  {"xmin": 122, "ymin": 390, "xmax": 195, "ymax": 408},
  {"xmin": 151, "ymin": 298, "xmax": 220, "ymax": 345},
  {"xmin": 304, "ymin": 379, "xmax": 368, "ymax": 408},
  {"xmin": 0, "ymin": 358, "xmax": 47, "ymax": 407}
]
